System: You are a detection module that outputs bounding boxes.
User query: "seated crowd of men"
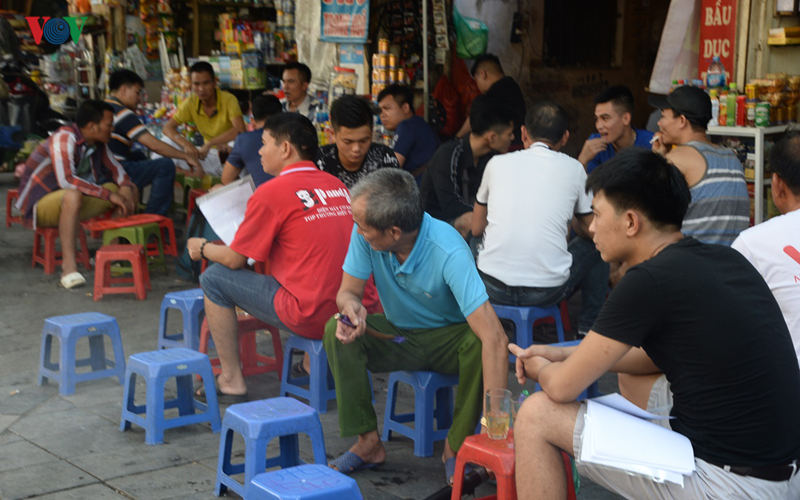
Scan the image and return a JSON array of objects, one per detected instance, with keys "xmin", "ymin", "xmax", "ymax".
[{"xmin": 13, "ymin": 53, "xmax": 800, "ymax": 498}]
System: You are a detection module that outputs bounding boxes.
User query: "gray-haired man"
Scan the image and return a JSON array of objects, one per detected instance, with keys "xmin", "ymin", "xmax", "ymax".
[{"xmin": 323, "ymin": 169, "xmax": 509, "ymax": 484}]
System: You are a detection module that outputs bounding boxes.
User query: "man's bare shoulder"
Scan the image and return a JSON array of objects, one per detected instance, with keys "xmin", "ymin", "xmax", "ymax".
[{"xmin": 664, "ymin": 145, "xmax": 706, "ymax": 183}]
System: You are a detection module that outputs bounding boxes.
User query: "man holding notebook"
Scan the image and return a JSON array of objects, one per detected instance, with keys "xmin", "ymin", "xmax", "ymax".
[{"xmin": 510, "ymin": 148, "xmax": 800, "ymax": 499}]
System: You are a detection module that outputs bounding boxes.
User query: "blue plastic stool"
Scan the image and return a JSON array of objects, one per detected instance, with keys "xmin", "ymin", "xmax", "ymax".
[
  {"xmin": 491, "ymin": 303, "xmax": 565, "ymax": 362},
  {"xmin": 532, "ymin": 340, "xmax": 601, "ymax": 401},
  {"xmin": 279, "ymin": 336, "xmax": 337, "ymax": 413},
  {"xmin": 382, "ymin": 370, "xmax": 459, "ymax": 457},
  {"xmin": 246, "ymin": 464, "xmax": 364, "ymax": 500},
  {"xmin": 157, "ymin": 289, "xmax": 206, "ymax": 350},
  {"xmin": 120, "ymin": 348, "xmax": 221, "ymax": 445},
  {"xmin": 38, "ymin": 312, "xmax": 126, "ymax": 396},
  {"xmin": 216, "ymin": 397, "xmax": 328, "ymax": 497}
]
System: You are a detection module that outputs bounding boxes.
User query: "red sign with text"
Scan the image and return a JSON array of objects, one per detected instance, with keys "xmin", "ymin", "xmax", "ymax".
[{"xmin": 699, "ymin": 0, "xmax": 737, "ymax": 78}]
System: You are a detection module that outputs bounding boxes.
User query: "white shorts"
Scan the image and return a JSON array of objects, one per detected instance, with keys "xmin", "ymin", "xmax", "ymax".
[{"xmin": 572, "ymin": 375, "xmax": 800, "ymax": 499}]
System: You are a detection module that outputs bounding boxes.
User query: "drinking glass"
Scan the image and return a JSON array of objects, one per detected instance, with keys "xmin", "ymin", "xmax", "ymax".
[{"xmin": 485, "ymin": 388, "xmax": 512, "ymax": 440}]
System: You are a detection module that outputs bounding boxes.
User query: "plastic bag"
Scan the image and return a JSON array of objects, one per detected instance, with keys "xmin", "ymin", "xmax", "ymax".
[
  {"xmin": 453, "ymin": 7, "xmax": 489, "ymax": 59},
  {"xmin": 451, "ymin": 48, "xmax": 482, "ymax": 111}
]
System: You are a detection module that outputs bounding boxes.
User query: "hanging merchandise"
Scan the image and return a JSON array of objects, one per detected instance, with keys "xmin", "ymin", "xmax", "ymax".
[{"xmin": 453, "ymin": 7, "xmax": 488, "ymax": 59}]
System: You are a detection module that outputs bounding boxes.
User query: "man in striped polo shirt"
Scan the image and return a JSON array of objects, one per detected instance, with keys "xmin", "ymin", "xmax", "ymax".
[
  {"xmin": 106, "ymin": 70, "xmax": 202, "ymax": 215},
  {"xmin": 649, "ymin": 86, "xmax": 749, "ymax": 246},
  {"xmin": 15, "ymin": 100, "xmax": 137, "ymax": 288}
]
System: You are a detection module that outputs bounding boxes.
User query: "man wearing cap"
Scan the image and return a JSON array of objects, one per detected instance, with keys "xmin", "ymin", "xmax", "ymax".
[{"xmin": 650, "ymin": 86, "xmax": 749, "ymax": 246}]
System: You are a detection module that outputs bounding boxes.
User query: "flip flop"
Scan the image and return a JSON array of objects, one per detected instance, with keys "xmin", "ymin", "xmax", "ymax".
[
  {"xmin": 195, "ymin": 375, "xmax": 248, "ymax": 405},
  {"xmin": 291, "ymin": 360, "xmax": 309, "ymax": 378},
  {"xmin": 60, "ymin": 272, "xmax": 86, "ymax": 289},
  {"xmin": 329, "ymin": 451, "xmax": 382, "ymax": 475},
  {"xmin": 445, "ymin": 456, "xmax": 474, "ymax": 486}
]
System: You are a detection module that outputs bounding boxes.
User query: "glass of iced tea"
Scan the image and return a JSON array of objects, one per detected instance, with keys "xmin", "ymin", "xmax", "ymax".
[{"xmin": 485, "ymin": 388, "xmax": 512, "ymax": 440}]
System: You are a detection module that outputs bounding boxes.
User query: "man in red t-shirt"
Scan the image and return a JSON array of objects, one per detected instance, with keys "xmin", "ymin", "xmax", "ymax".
[{"xmin": 187, "ymin": 113, "xmax": 380, "ymax": 402}]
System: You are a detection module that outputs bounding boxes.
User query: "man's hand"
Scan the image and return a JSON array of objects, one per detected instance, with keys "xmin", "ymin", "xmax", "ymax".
[
  {"xmin": 509, "ymin": 343, "xmax": 553, "ymax": 384},
  {"xmin": 108, "ymin": 192, "xmax": 130, "ymax": 216},
  {"xmin": 186, "ymin": 237, "xmax": 208, "ymax": 262},
  {"xmin": 118, "ymin": 186, "xmax": 137, "ymax": 214},
  {"xmin": 578, "ymin": 137, "xmax": 609, "ymax": 166},
  {"xmin": 182, "ymin": 141, "xmax": 202, "ymax": 161},
  {"xmin": 184, "ymin": 154, "xmax": 204, "ymax": 177},
  {"xmin": 334, "ymin": 301, "xmax": 367, "ymax": 344},
  {"xmin": 650, "ymin": 133, "xmax": 669, "ymax": 156},
  {"xmin": 198, "ymin": 144, "xmax": 212, "ymax": 159}
]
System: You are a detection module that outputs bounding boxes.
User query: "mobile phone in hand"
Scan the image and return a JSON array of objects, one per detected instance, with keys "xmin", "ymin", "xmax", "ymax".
[{"xmin": 334, "ymin": 313, "xmax": 356, "ymax": 328}]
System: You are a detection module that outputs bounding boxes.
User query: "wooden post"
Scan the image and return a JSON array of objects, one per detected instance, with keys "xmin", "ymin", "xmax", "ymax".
[
  {"xmin": 193, "ymin": 1, "xmax": 200, "ymax": 58},
  {"xmin": 736, "ymin": 0, "xmax": 752, "ymax": 87}
]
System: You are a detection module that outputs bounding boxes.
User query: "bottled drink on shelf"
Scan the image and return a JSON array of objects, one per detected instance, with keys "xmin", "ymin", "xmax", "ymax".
[
  {"xmin": 706, "ymin": 56, "xmax": 726, "ymax": 90},
  {"xmin": 719, "ymin": 87, "xmax": 728, "ymax": 126},
  {"xmin": 726, "ymin": 83, "xmax": 738, "ymax": 127},
  {"xmin": 709, "ymin": 89, "xmax": 720, "ymax": 128}
]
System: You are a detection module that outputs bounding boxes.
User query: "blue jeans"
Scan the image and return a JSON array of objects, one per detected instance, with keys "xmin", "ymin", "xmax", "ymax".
[
  {"xmin": 199, "ymin": 264, "xmax": 291, "ymax": 332},
  {"xmin": 481, "ymin": 237, "xmax": 609, "ymax": 333},
  {"xmin": 120, "ymin": 158, "xmax": 176, "ymax": 216}
]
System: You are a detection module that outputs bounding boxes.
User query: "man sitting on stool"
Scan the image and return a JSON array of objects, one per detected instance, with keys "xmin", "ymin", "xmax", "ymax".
[
  {"xmin": 187, "ymin": 113, "xmax": 380, "ymax": 402},
  {"xmin": 15, "ymin": 100, "xmax": 137, "ymax": 288},
  {"xmin": 106, "ymin": 69, "xmax": 202, "ymax": 215},
  {"xmin": 324, "ymin": 168, "xmax": 508, "ymax": 484}
]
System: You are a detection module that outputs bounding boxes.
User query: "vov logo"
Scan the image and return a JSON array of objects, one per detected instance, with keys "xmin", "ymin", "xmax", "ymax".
[{"xmin": 25, "ymin": 17, "xmax": 88, "ymax": 45}]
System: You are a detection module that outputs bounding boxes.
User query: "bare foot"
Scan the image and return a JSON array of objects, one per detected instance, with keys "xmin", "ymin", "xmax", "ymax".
[{"xmin": 331, "ymin": 431, "xmax": 386, "ymax": 471}]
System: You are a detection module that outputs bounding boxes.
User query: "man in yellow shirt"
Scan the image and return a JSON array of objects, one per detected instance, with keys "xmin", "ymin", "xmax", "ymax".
[{"xmin": 164, "ymin": 62, "xmax": 246, "ymax": 161}]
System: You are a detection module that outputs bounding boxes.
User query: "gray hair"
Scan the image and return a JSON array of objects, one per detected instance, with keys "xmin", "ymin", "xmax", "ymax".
[{"xmin": 350, "ymin": 168, "xmax": 424, "ymax": 233}]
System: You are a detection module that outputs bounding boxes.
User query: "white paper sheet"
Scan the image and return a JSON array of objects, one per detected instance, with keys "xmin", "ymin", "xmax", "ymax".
[
  {"xmin": 580, "ymin": 400, "xmax": 696, "ymax": 486},
  {"xmin": 590, "ymin": 393, "xmax": 674, "ymax": 420},
  {"xmin": 196, "ymin": 176, "xmax": 255, "ymax": 246}
]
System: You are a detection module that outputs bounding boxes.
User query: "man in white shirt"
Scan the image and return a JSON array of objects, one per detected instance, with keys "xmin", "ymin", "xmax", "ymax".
[
  {"xmin": 732, "ymin": 129, "xmax": 800, "ymax": 365},
  {"xmin": 280, "ymin": 63, "xmax": 324, "ymax": 125},
  {"xmin": 472, "ymin": 101, "xmax": 609, "ymax": 336}
]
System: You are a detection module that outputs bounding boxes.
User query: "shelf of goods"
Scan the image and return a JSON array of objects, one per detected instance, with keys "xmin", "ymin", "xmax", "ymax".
[{"xmin": 707, "ymin": 125, "xmax": 789, "ymax": 224}]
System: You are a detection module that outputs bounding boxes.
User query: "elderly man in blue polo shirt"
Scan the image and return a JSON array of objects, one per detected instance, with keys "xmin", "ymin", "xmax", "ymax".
[{"xmin": 323, "ymin": 168, "xmax": 509, "ymax": 484}]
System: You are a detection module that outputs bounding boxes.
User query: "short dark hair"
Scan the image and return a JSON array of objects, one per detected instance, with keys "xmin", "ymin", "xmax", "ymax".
[
  {"xmin": 109, "ymin": 69, "xmax": 144, "ymax": 92},
  {"xmin": 262, "ymin": 113, "xmax": 318, "ymax": 161},
  {"xmin": 284, "ymin": 62, "xmax": 312, "ymax": 84},
  {"xmin": 189, "ymin": 61, "xmax": 215, "ymax": 79},
  {"xmin": 330, "ymin": 95, "xmax": 374, "ymax": 130},
  {"xmin": 377, "ymin": 84, "xmax": 414, "ymax": 111},
  {"xmin": 587, "ymin": 148, "xmax": 691, "ymax": 231},
  {"xmin": 594, "ymin": 85, "xmax": 634, "ymax": 116},
  {"xmin": 770, "ymin": 127, "xmax": 800, "ymax": 196},
  {"xmin": 350, "ymin": 168, "xmax": 424, "ymax": 233},
  {"xmin": 525, "ymin": 101, "xmax": 569, "ymax": 144},
  {"xmin": 251, "ymin": 94, "xmax": 282, "ymax": 122},
  {"xmin": 470, "ymin": 94, "xmax": 514, "ymax": 136},
  {"xmin": 76, "ymin": 100, "xmax": 114, "ymax": 128},
  {"xmin": 470, "ymin": 53, "xmax": 504, "ymax": 77}
]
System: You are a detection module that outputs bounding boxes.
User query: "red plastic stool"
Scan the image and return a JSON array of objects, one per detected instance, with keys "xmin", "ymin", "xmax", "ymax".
[
  {"xmin": 93, "ymin": 244, "xmax": 151, "ymax": 301},
  {"xmin": 84, "ymin": 214, "xmax": 177, "ymax": 257},
  {"xmin": 199, "ymin": 314, "xmax": 284, "ymax": 378},
  {"xmin": 32, "ymin": 227, "xmax": 93, "ymax": 275},
  {"xmin": 6, "ymin": 188, "xmax": 21, "ymax": 227},
  {"xmin": 451, "ymin": 431, "xmax": 576, "ymax": 500},
  {"xmin": 186, "ymin": 188, "xmax": 207, "ymax": 227}
]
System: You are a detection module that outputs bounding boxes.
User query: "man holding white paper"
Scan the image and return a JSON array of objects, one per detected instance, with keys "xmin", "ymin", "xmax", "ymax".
[
  {"xmin": 510, "ymin": 148, "xmax": 800, "ymax": 499},
  {"xmin": 186, "ymin": 113, "xmax": 380, "ymax": 402}
]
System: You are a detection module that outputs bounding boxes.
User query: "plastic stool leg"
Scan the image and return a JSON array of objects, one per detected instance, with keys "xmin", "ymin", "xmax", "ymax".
[
  {"xmin": 435, "ymin": 386, "xmax": 454, "ymax": 429},
  {"xmin": 44, "ymin": 230, "xmax": 57, "ymax": 275},
  {"xmin": 274, "ymin": 434, "xmax": 302, "ymax": 469},
  {"xmin": 307, "ymin": 421, "xmax": 328, "ymax": 465},
  {"xmin": 120, "ymin": 371, "xmax": 136, "ymax": 432},
  {"xmin": 38, "ymin": 333, "xmax": 54, "ymax": 386},
  {"xmin": 244, "ymin": 437, "xmax": 269, "ymax": 492},
  {"xmin": 59, "ymin": 335, "xmax": 77, "ymax": 396},
  {"xmin": 382, "ymin": 377, "xmax": 400, "ymax": 442},
  {"xmin": 175, "ymin": 375, "xmax": 195, "ymax": 416},
  {"xmin": 308, "ymin": 344, "xmax": 329, "ymax": 413},
  {"xmin": 145, "ymin": 377, "xmax": 165, "ymax": 445},
  {"xmin": 88, "ymin": 335, "xmax": 108, "ymax": 372},
  {"xmin": 216, "ymin": 426, "xmax": 235, "ymax": 496}
]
